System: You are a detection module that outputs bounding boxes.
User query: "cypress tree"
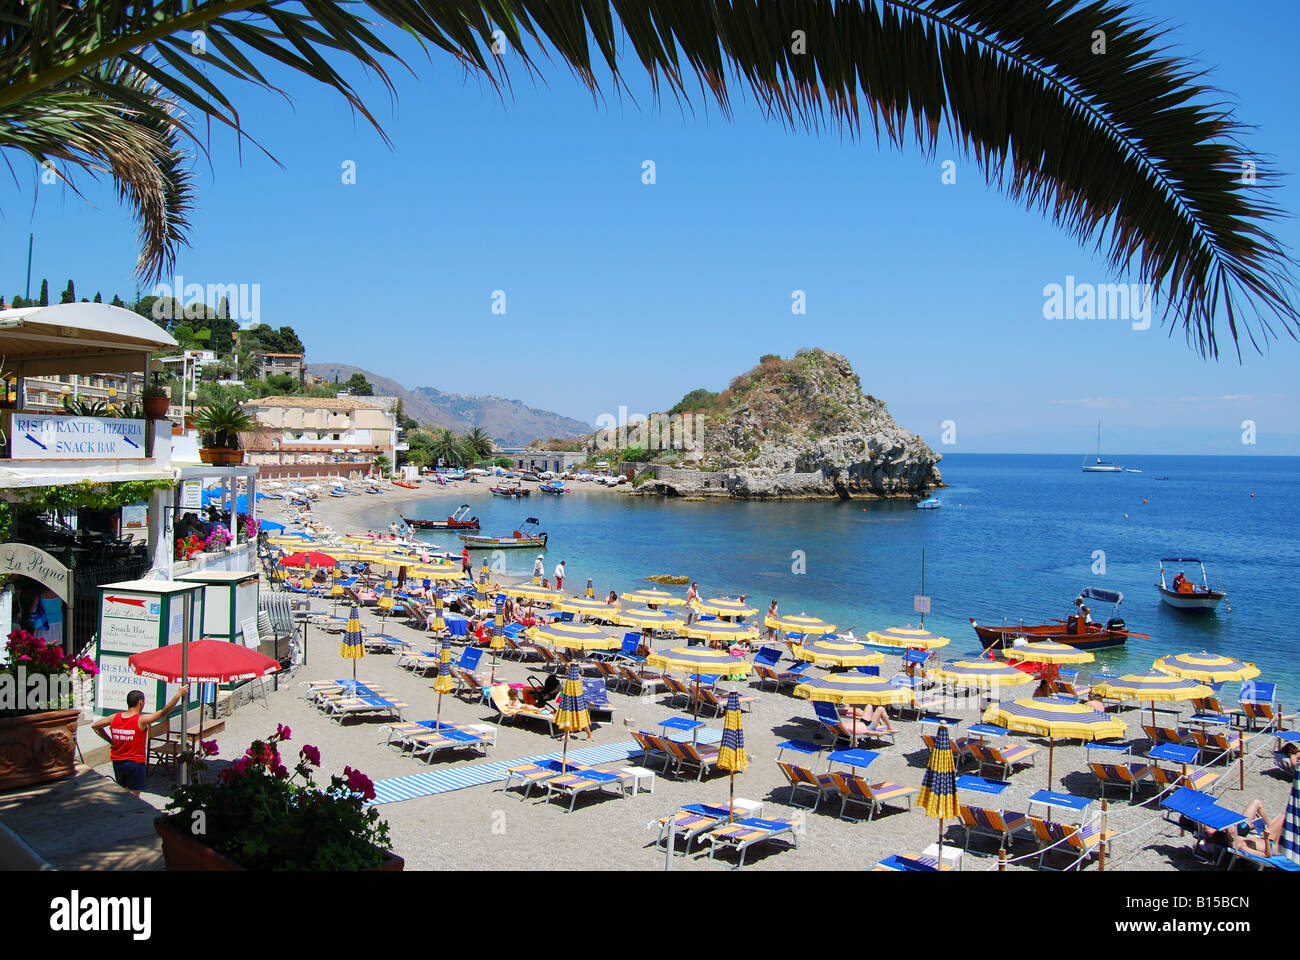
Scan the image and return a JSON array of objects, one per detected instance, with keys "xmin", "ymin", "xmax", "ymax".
[
  {"xmin": 39, "ymin": 279, "xmax": 48, "ymax": 306},
  {"xmin": 60, "ymin": 279, "xmax": 75, "ymax": 304},
  {"xmin": 93, "ymin": 291, "xmax": 102, "ymax": 303}
]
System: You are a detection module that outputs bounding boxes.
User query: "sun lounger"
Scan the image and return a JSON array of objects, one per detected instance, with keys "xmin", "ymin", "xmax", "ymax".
[
  {"xmin": 1029, "ymin": 816, "xmax": 1115, "ymax": 871},
  {"xmin": 752, "ymin": 647, "xmax": 813, "ymax": 691},
  {"xmin": 922, "ymin": 730, "xmax": 977, "ymax": 769},
  {"xmin": 776, "ymin": 761, "xmax": 839, "ymax": 810},
  {"xmin": 408, "ymin": 727, "xmax": 493, "ymax": 762},
  {"xmin": 1089, "ymin": 761, "xmax": 1155, "ymax": 801},
  {"xmin": 582, "ymin": 678, "xmax": 617, "ymax": 722},
  {"xmin": 499, "ymin": 759, "xmax": 588, "ymax": 799},
  {"xmin": 324, "ymin": 696, "xmax": 407, "ymax": 723},
  {"xmin": 661, "ymin": 675, "xmax": 695, "ymax": 708},
  {"xmin": 619, "ymin": 664, "xmax": 667, "ymax": 696},
  {"xmin": 591, "ymin": 659, "xmax": 625, "ymax": 690},
  {"xmin": 488, "ymin": 683, "xmax": 556, "ymax": 733},
  {"xmin": 1229, "ymin": 685, "xmax": 1296, "ymax": 731},
  {"xmin": 1189, "ymin": 728, "xmax": 1243, "ymax": 760},
  {"xmin": 695, "ymin": 685, "xmax": 755, "ymax": 716},
  {"xmin": 544, "ymin": 769, "xmax": 631, "ymax": 812},
  {"xmin": 382, "ymin": 720, "xmax": 471, "ymax": 748},
  {"xmin": 1227, "ymin": 846, "xmax": 1300, "ymax": 871},
  {"xmin": 968, "ymin": 741, "xmax": 1039, "ymax": 779},
  {"xmin": 812, "ymin": 700, "xmax": 897, "ymax": 747},
  {"xmin": 828, "ymin": 771, "xmax": 916, "ymax": 822},
  {"xmin": 1160, "ymin": 787, "xmax": 1248, "ymax": 864},
  {"xmin": 872, "ymin": 854, "xmax": 952, "ymax": 871},
  {"xmin": 664, "ymin": 739, "xmax": 721, "ymax": 781},
  {"xmin": 363, "ymin": 633, "xmax": 411, "ymax": 653},
  {"xmin": 1150, "ymin": 765, "xmax": 1219, "ymax": 792},
  {"xmin": 1143, "ymin": 724, "xmax": 1196, "ymax": 749},
  {"xmin": 655, "ymin": 803, "xmax": 734, "ymax": 854},
  {"xmin": 958, "ymin": 804, "xmax": 1030, "ymax": 850},
  {"xmin": 703, "ymin": 817, "xmax": 800, "ymax": 869}
]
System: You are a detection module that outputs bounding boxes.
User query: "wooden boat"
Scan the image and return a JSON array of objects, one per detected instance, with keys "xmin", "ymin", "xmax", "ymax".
[
  {"xmin": 402, "ymin": 505, "xmax": 480, "ymax": 530},
  {"xmin": 459, "ymin": 517, "xmax": 547, "ymax": 549},
  {"xmin": 490, "ymin": 484, "xmax": 530, "ymax": 498},
  {"xmin": 1157, "ymin": 557, "xmax": 1227, "ymax": 612},
  {"xmin": 970, "ymin": 587, "xmax": 1136, "ymax": 651},
  {"xmin": 391, "ymin": 480, "xmax": 419, "ymax": 489}
]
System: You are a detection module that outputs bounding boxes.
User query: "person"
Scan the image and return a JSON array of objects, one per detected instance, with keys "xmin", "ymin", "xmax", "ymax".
[
  {"xmin": 606, "ymin": 590, "xmax": 619, "ymax": 606},
  {"xmin": 1205, "ymin": 798, "xmax": 1285, "ymax": 856},
  {"xmin": 461, "ymin": 547, "xmax": 471, "ymax": 575},
  {"xmin": 312, "ymin": 567, "xmax": 328, "ymax": 585},
  {"xmin": 766, "ymin": 599, "xmax": 779, "ymax": 640},
  {"xmin": 554, "ymin": 560, "xmax": 566, "ymax": 591},
  {"xmin": 91, "ymin": 685, "xmax": 190, "ymax": 796},
  {"xmin": 533, "ymin": 554, "xmax": 544, "ymax": 585},
  {"xmin": 845, "ymin": 704, "xmax": 897, "ymax": 735},
  {"xmin": 503, "ymin": 596, "xmax": 516, "ymax": 622},
  {"xmin": 1075, "ymin": 603, "xmax": 1091, "ymax": 635},
  {"xmin": 685, "ymin": 582, "xmax": 700, "ymax": 625}
]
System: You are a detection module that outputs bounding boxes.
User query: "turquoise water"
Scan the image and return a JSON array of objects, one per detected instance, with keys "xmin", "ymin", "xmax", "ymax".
[{"xmin": 362, "ymin": 455, "xmax": 1300, "ymax": 704}]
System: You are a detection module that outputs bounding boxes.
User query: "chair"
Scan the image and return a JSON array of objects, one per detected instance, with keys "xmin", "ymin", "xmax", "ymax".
[
  {"xmin": 408, "ymin": 728, "xmax": 492, "ymax": 762},
  {"xmin": 1051, "ymin": 670, "xmax": 1090, "ymax": 701},
  {"xmin": 661, "ymin": 675, "xmax": 695, "ymax": 708},
  {"xmin": 1229, "ymin": 682, "xmax": 1296, "ymax": 731},
  {"xmin": 581, "ymin": 678, "xmax": 617, "ymax": 723},
  {"xmin": 1149, "ymin": 765, "xmax": 1219, "ymax": 793},
  {"xmin": 611, "ymin": 633, "xmax": 648, "ymax": 664},
  {"xmin": 828, "ymin": 772, "xmax": 916, "ymax": 822},
  {"xmin": 1160, "ymin": 787, "xmax": 1247, "ymax": 864},
  {"xmin": 454, "ymin": 668, "xmax": 491, "ymax": 703},
  {"xmin": 543, "ymin": 769, "xmax": 630, "ymax": 812},
  {"xmin": 958, "ymin": 804, "xmax": 1030, "ymax": 850},
  {"xmin": 145, "ymin": 724, "xmax": 181, "ymax": 774},
  {"xmin": 324, "ymin": 696, "xmax": 407, "ymax": 723},
  {"xmin": 1028, "ymin": 816, "xmax": 1115, "ymax": 871},
  {"xmin": 872, "ymin": 854, "xmax": 951, "ymax": 871},
  {"xmin": 703, "ymin": 817, "xmax": 800, "ymax": 869},
  {"xmin": 664, "ymin": 739, "xmax": 721, "ymax": 781},
  {"xmin": 695, "ymin": 685, "xmax": 755, "ymax": 717},
  {"xmin": 1188, "ymin": 728, "xmax": 1242, "ymax": 760},
  {"xmin": 968, "ymin": 742, "xmax": 1039, "ymax": 779},
  {"xmin": 922, "ymin": 730, "xmax": 977, "ymax": 768},
  {"xmin": 382, "ymin": 720, "xmax": 469, "ymax": 749},
  {"xmin": 498, "ymin": 759, "xmax": 586, "ymax": 799},
  {"xmin": 592, "ymin": 658, "xmax": 625, "ymax": 691},
  {"xmin": 655, "ymin": 803, "xmax": 733, "ymax": 855},
  {"xmin": 1143, "ymin": 724, "xmax": 1196, "ymax": 749},
  {"xmin": 752, "ymin": 647, "xmax": 813, "ymax": 691},
  {"xmin": 631, "ymin": 730, "xmax": 673, "ymax": 772},
  {"xmin": 619, "ymin": 664, "xmax": 667, "ymax": 696},
  {"xmin": 488, "ymin": 684, "xmax": 556, "ymax": 734},
  {"xmin": 775, "ymin": 761, "xmax": 838, "ymax": 810},
  {"xmin": 1089, "ymin": 761, "xmax": 1154, "ymax": 801},
  {"xmin": 1226, "ymin": 845, "xmax": 1300, "ymax": 871}
]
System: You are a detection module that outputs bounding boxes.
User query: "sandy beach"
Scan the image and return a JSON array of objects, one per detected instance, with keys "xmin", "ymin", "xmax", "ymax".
[{"xmin": 102, "ymin": 479, "xmax": 1297, "ymax": 871}]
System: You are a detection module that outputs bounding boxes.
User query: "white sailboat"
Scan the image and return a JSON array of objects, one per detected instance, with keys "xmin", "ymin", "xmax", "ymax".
[{"xmin": 1082, "ymin": 421, "xmax": 1123, "ymax": 472}]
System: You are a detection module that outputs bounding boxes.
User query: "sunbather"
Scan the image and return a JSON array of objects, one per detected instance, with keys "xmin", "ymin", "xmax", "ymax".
[
  {"xmin": 846, "ymin": 704, "xmax": 898, "ymax": 734},
  {"xmin": 1203, "ymin": 798, "xmax": 1284, "ymax": 855}
]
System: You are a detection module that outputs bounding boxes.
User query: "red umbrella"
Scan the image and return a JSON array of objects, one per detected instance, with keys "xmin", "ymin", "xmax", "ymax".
[
  {"xmin": 281, "ymin": 551, "xmax": 337, "ymax": 568},
  {"xmin": 128, "ymin": 639, "xmax": 280, "ymax": 684}
]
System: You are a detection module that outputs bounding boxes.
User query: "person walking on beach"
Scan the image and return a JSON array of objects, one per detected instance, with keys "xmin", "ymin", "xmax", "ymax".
[
  {"xmin": 91, "ymin": 685, "xmax": 190, "ymax": 797},
  {"xmin": 461, "ymin": 546, "xmax": 471, "ymax": 575},
  {"xmin": 554, "ymin": 560, "xmax": 566, "ymax": 591},
  {"xmin": 533, "ymin": 554, "xmax": 544, "ymax": 585},
  {"xmin": 685, "ymin": 581, "xmax": 700, "ymax": 625},
  {"xmin": 766, "ymin": 599, "xmax": 779, "ymax": 641}
]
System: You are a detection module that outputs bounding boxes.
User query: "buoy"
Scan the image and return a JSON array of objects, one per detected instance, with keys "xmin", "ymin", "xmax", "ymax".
[
  {"xmin": 1250, "ymin": 493, "xmax": 1255, "ymax": 498},
  {"xmin": 1142, "ymin": 498, "xmax": 1147, "ymax": 504},
  {"xmin": 1124, "ymin": 513, "xmax": 1128, "ymax": 519}
]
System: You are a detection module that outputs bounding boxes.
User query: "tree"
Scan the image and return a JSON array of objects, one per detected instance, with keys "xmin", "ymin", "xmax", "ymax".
[
  {"xmin": 38, "ymin": 279, "xmax": 48, "ymax": 307},
  {"xmin": 372, "ymin": 454, "xmax": 391, "ymax": 476},
  {"xmin": 59, "ymin": 279, "xmax": 74, "ymax": 304},
  {"xmin": 3, "ymin": 2, "xmax": 1296, "ymax": 357},
  {"xmin": 345, "ymin": 373, "xmax": 373, "ymax": 396},
  {"xmin": 463, "ymin": 427, "xmax": 494, "ymax": 460},
  {"xmin": 93, "ymin": 291, "xmax": 101, "ymax": 303},
  {"xmin": 669, "ymin": 388, "xmax": 720, "ymax": 415},
  {"xmin": 429, "ymin": 428, "xmax": 464, "ymax": 466},
  {"xmin": 110, "ymin": 294, "xmax": 124, "ymax": 308}
]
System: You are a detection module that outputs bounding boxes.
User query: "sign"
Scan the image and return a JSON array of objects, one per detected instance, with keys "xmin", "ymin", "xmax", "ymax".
[
  {"xmin": 95, "ymin": 654, "xmax": 155, "ymax": 713},
  {"xmin": 0, "ymin": 543, "xmax": 70, "ymax": 602},
  {"xmin": 10, "ymin": 415, "xmax": 146, "ymax": 460},
  {"xmin": 100, "ymin": 591, "xmax": 161, "ymax": 655},
  {"xmin": 913, "ymin": 595, "xmax": 931, "ymax": 614},
  {"xmin": 121, "ymin": 504, "xmax": 147, "ymax": 529},
  {"xmin": 181, "ymin": 480, "xmax": 202, "ymax": 510}
]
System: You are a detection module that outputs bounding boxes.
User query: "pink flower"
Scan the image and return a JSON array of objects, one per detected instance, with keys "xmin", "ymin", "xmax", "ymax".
[
  {"xmin": 300, "ymin": 744, "xmax": 321, "ymax": 766},
  {"xmin": 199, "ymin": 740, "xmax": 219, "ymax": 756},
  {"xmin": 343, "ymin": 765, "xmax": 376, "ymax": 801},
  {"xmin": 276, "ymin": 723, "xmax": 292, "ymax": 741}
]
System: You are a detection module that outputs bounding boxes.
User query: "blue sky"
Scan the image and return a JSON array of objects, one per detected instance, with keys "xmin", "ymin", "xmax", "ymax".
[{"xmin": 3, "ymin": 0, "xmax": 1298, "ymax": 454}]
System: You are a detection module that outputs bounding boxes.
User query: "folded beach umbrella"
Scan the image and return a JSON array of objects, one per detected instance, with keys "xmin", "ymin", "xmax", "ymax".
[
  {"xmin": 622, "ymin": 588, "xmax": 685, "ymax": 608},
  {"xmin": 1091, "ymin": 673, "xmax": 1213, "ymax": 728},
  {"xmin": 931, "ymin": 659, "xmax": 1036, "ymax": 689},
  {"xmin": 584, "ymin": 578, "xmax": 595, "ymax": 599},
  {"xmin": 340, "ymin": 605, "xmax": 365, "ymax": 687},
  {"xmin": 557, "ymin": 596, "xmax": 613, "ymax": 617},
  {"xmin": 717, "ymin": 691, "xmax": 748, "ymax": 823},
  {"xmin": 554, "ymin": 663, "xmax": 590, "ymax": 768},
  {"xmin": 1282, "ymin": 774, "xmax": 1300, "ymax": 866},
  {"xmin": 917, "ymin": 724, "xmax": 960, "ymax": 863},
  {"xmin": 489, "ymin": 612, "xmax": 504, "ymax": 681},
  {"xmin": 330, "ymin": 572, "xmax": 344, "ymax": 614},
  {"xmin": 793, "ymin": 674, "xmax": 912, "ymax": 706},
  {"xmin": 866, "ymin": 626, "xmax": 951, "ymax": 649},
  {"xmin": 431, "ymin": 593, "xmax": 446, "ymax": 634},
  {"xmin": 528, "ymin": 622, "xmax": 620, "ymax": 651},
  {"xmin": 375, "ymin": 585, "xmax": 395, "ymax": 631},
  {"xmin": 794, "ymin": 638, "xmax": 884, "ymax": 668},
  {"xmin": 684, "ymin": 620, "xmax": 760, "ymax": 645},
  {"xmin": 478, "ymin": 559, "xmax": 490, "ymax": 586},
  {"xmin": 1153, "ymin": 652, "xmax": 1260, "ymax": 684},
  {"xmin": 616, "ymin": 607, "xmax": 686, "ymax": 632},
  {"xmin": 697, "ymin": 597, "xmax": 758, "ymax": 618},
  {"xmin": 765, "ymin": 613, "xmax": 837, "ymax": 636},
  {"xmin": 433, "ymin": 641, "xmax": 455, "ymax": 726},
  {"xmin": 983, "ymin": 697, "xmax": 1126, "ymax": 787}
]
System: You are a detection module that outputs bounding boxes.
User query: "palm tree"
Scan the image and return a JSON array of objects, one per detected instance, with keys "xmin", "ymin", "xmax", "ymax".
[
  {"xmin": 463, "ymin": 427, "xmax": 494, "ymax": 461},
  {"xmin": 429, "ymin": 428, "xmax": 464, "ymax": 467},
  {"xmin": 3, "ymin": 1, "xmax": 1294, "ymax": 357}
]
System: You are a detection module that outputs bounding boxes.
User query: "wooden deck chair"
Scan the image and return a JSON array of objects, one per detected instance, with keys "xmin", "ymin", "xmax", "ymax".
[
  {"xmin": 1150, "ymin": 765, "xmax": 1219, "ymax": 792},
  {"xmin": 1029, "ymin": 816, "xmax": 1115, "ymax": 871},
  {"xmin": 665, "ymin": 739, "xmax": 721, "ymax": 781},
  {"xmin": 619, "ymin": 664, "xmax": 667, "ymax": 696},
  {"xmin": 969, "ymin": 742, "xmax": 1039, "ymax": 779},
  {"xmin": 958, "ymin": 803, "xmax": 1030, "ymax": 850},
  {"xmin": 775, "ymin": 761, "xmax": 838, "ymax": 810},
  {"xmin": 695, "ymin": 686, "xmax": 756, "ymax": 717},
  {"xmin": 631, "ymin": 730, "xmax": 674, "ymax": 772},
  {"xmin": 828, "ymin": 772, "xmax": 916, "ymax": 823},
  {"xmin": 1089, "ymin": 761, "xmax": 1154, "ymax": 801},
  {"xmin": 1143, "ymin": 724, "xmax": 1196, "ymax": 748},
  {"xmin": 703, "ymin": 817, "xmax": 800, "ymax": 869}
]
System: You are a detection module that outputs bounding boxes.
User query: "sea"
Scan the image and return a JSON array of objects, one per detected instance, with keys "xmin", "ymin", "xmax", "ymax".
[{"xmin": 360, "ymin": 454, "xmax": 1300, "ymax": 705}]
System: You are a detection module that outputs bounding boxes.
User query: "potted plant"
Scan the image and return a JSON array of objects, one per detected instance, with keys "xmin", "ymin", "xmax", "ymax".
[
  {"xmin": 141, "ymin": 382, "xmax": 171, "ymax": 420},
  {"xmin": 195, "ymin": 398, "xmax": 254, "ymax": 465},
  {"xmin": 0, "ymin": 629, "xmax": 98, "ymax": 791},
  {"xmin": 155, "ymin": 726, "xmax": 401, "ymax": 871}
]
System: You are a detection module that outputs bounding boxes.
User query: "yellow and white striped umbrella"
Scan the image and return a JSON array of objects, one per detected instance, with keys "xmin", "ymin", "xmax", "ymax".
[
  {"xmin": 527, "ymin": 622, "xmax": 620, "ymax": 651},
  {"xmin": 409, "ymin": 565, "xmax": 467, "ymax": 581},
  {"xmin": 765, "ymin": 613, "xmax": 837, "ymax": 636},
  {"xmin": 684, "ymin": 620, "xmax": 760, "ymax": 644},
  {"xmin": 616, "ymin": 607, "xmax": 686, "ymax": 631},
  {"xmin": 622, "ymin": 589, "xmax": 685, "ymax": 607},
  {"xmin": 931, "ymin": 659, "xmax": 1036, "ymax": 688},
  {"xmin": 503, "ymin": 584, "xmax": 564, "ymax": 603},
  {"xmin": 697, "ymin": 597, "xmax": 758, "ymax": 618},
  {"xmin": 794, "ymin": 638, "xmax": 884, "ymax": 668},
  {"xmin": 1153, "ymin": 652, "xmax": 1260, "ymax": 683},
  {"xmin": 646, "ymin": 646, "xmax": 751, "ymax": 676},
  {"xmin": 793, "ymin": 675, "xmax": 911, "ymax": 706},
  {"xmin": 1002, "ymin": 642, "xmax": 1095, "ymax": 665},
  {"xmin": 557, "ymin": 596, "xmax": 617, "ymax": 617},
  {"xmin": 866, "ymin": 626, "xmax": 951, "ymax": 649}
]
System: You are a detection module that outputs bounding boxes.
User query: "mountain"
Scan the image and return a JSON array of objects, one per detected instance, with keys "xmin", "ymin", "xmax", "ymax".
[
  {"xmin": 307, "ymin": 363, "xmax": 591, "ymax": 447},
  {"xmin": 554, "ymin": 349, "xmax": 942, "ymax": 500}
]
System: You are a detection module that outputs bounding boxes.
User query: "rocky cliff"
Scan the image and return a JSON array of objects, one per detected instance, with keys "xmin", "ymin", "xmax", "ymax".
[{"xmin": 628, "ymin": 349, "xmax": 942, "ymax": 500}]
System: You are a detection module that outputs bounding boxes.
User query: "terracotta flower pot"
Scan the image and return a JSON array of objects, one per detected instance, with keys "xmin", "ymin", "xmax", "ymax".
[
  {"xmin": 0, "ymin": 709, "xmax": 79, "ymax": 792},
  {"xmin": 153, "ymin": 816, "xmax": 404, "ymax": 871},
  {"xmin": 199, "ymin": 448, "xmax": 244, "ymax": 466},
  {"xmin": 142, "ymin": 395, "xmax": 171, "ymax": 420}
]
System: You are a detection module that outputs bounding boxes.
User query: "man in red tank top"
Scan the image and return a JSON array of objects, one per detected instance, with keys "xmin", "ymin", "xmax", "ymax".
[{"xmin": 91, "ymin": 684, "xmax": 189, "ymax": 796}]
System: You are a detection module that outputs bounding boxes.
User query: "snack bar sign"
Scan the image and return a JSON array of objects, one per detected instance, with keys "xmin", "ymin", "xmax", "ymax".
[{"xmin": 10, "ymin": 415, "xmax": 146, "ymax": 459}]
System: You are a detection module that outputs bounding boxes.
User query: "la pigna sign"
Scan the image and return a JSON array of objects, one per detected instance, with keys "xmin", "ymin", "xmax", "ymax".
[{"xmin": 10, "ymin": 414, "xmax": 145, "ymax": 459}]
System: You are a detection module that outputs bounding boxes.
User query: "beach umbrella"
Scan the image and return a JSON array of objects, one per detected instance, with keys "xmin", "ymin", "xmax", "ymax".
[
  {"xmin": 375, "ymin": 586, "xmax": 395, "ymax": 632},
  {"xmin": 931, "ymin": 659, "xmax": 1036, "ymax": 693},
  {"xmin": 557, "ymin": 596, "xmax": 614, "ymax": 618},
  {"xmin": 983, "ymin": 697, "xmax": 1126, "ymax": 787},
  {"xmin": 584, "ymin": 578, "xmax": 595, "ymax": 599},
  {"xmin": 917, "ymin": 724, "xmax": 960, "ymax": 864},
  {"xmin": 1282, "ymin": 773, "xmax": 1299, "ymax": 866},
  {"xmin": 866, "ymin": 626, "xmax": 951, "ymax": 649},
  {"xmin": 647, "ymin": 646, "xmax": 752, "ymax": 719},
  {"xmin": 794, "ymin": 638, "xmax": 885, "ymax": 668},
  {"xmin": 717, "ymin": 691, "xmax": 749, "ymax": 823},
  {"xmin": 474, "ymin": 585, "xmax": 492, "ymax": 616},
  {"xmin": 1003, "ymin": 641, "xmax": 1094, "ymax": 687},
  {"xmin": 553, "ymin": 664, "xmax": 591, "ymax": 768},
  {"xmin": 410, "ymin": 564, "xmax": 465, "ymax": 581},
  {"xmin": 1091, "ymin": 673, "xmax": 1213, "ymax": 728},
  {"xmin": 765, "ymin": 613, "xmax": 837, "ymax": 636},
  {"xmin": 340, "ymin": 605, "xmax": 365, "ymax": 688},
  {"xmin": 616, "ymin": 607, "xmax": 686, "ymax": 632},
  {"xmin": 793, "ymin": 674, "xmax": 912, "ymax": 706},
  {"xmin": 489, "ymin": 611, "xmax": 505, "ymax": 682},
  {"xmin": 527, "ymin": 622, "xmax": 621, "ymax": 651},
  {"xmin": 431, "ymin": 593, "xmax": 446, "ymax": 634},
  {"xmin": 1153, "ymin": 652, "xmax": 1261, "ymax": 684},
  {"xmin": 697, "ymin": 597, "xmax": 758, "ymax": 618},
  {"xmin": 503, "ymin": 584, "xmax": 564, "ymax": 604},
  {"xmin": 433, "ymin": 641, "xmax": 455, "ymax": 727},
  {"xmin": 281, "ymin": 550, "xmax": 336, "ymax": 569},
  {"xmin": 622, "ymin": 589, "xmax": 685, "ymax": 608},
  {"xmin": 330, "ymin": 572, "xmax": 344, "ymax": 615},
  {"xmin": 684, "ymin": 620, "xmax": 760, "ymax": 646},
  {"xmin": 478, "ymin": 560, "xmax": 490, "ymax": 586}
]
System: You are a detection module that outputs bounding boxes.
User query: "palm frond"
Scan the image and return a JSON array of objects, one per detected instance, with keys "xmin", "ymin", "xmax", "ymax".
[{"xmin": 0, "ymin": 0, "xmax": 1293, "ymax": 356}]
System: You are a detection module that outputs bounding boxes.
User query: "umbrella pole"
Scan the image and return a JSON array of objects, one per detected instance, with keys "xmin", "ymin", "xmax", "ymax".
[
  {"xmin": 937, "ymin": 817, "xmax": 943, "ymax": 864},
  {"xmin": 561, "ymin": 728, "xmax": 569, "ymax": 769},
  {"xmin": 179, "ymin": 592, "xmax": 192, "ymax": 787},
  {"xmin": 1048, "ymin": 738, "xmax": 1054, "ymax": 788},
  {"xmin": 729, "ymin": 769, "xmax": 736, "ymax": 823}
]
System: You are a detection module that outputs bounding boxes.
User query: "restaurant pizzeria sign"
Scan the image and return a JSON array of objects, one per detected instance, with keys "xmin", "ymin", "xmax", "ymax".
[{"xmin": 9, "ymin": 414, "xmax": 146, "ymax": 459}]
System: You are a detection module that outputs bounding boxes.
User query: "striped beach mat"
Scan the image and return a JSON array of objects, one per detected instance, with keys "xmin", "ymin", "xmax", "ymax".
[{"xmin": 368, "ymin": 727, "xmax": 724, "ymax": 805}]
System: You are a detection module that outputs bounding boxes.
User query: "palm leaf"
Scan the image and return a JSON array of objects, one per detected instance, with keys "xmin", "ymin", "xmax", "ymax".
[{"xmin": 0, "ymin": 0, "xmax": 1293, "ymax": 356}]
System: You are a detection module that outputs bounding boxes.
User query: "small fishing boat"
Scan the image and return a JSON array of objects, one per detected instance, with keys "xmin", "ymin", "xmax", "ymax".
[
  {"xmin": 490, "ymin": 483, "xmax": 530, "ymax": 498},
  {"xmin": 539, "ymin": 482, "xmax": 568, "ymax": 495},
  {"xmin": 402, "ymin": 505, "xmax": 480, "ymax": 530},
  {"xmin": 1156, "ymin": 557, "xmax": 1227, "ymax": 612},
  {"xmin": 459, "ymin": 517, "xmax": 548, "ymax": 549},
  {"xmin": 916, "ymin": 496, "xmax": 941, "ymax": 510},
  {"xmin": 1082, "ymin": 421, "xmax": 1123, "ymax": 472},
  {"xmin": 391, "ymin": 480, "xmax": 419, "ymax": 489},
  {"xmin": 970, "ymin": 587, "xmax": 1137, "ymax": 650}
]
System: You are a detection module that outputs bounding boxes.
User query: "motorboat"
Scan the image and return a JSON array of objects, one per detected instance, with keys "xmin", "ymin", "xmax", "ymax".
[
  {"xmin": 402, "ymin": 505, "xmax": 480, "ymax": 530},
  {"xmin": 459, "ymin": 517, "xmax": 548, "ymax": 549},
  {"xmin": 1157, "ymin": 558, "xmax": 1227, "ymax": 611},
  {"xmin": 916, "ymin": 496, "xmax": 941, "ymax": 510},
  {"xmin": 970, "ymin": 587, "xmax": 1136, "ymax": 650}
]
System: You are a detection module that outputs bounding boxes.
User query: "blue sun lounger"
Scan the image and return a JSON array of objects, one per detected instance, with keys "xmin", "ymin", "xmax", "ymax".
[
  {"xmin": 1160, "ymin": 787, "xmax": 1249, "ymax": 864},
  {"xmin": 703, "ymin": 817, "xmax": 801, "ymax": 869}
]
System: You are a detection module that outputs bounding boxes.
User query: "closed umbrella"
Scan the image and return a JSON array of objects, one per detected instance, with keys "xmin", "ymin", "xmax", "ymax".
[
  {"xmin": 794, "ymin": 638, "xmax": 885, "ymax": 669},
  {"xmin": 983, "ymin": 697, "xmax": 1126, "ymax": 787},
  {"xmin": 489, "ymin": 611, "xmax": 505, "ymax": 682},
  {"xmin": 1282, "ymin": 773, "xmax": 1299, "ymax": 866},
  {"xmin": 330, "ymin": 572, "xmax": 345, "ymax": 615},
  {"xmin": 431, "ymin": 593, "xmax": 446, "ymax": 634},
  {"xmin": 375, "ymin": 585, "xmax": 394, "ymax": 632},
  {"xmin": 432, "ymin": 640, "xmax": 454, "ymax": 727},
  {"xmin": 553, "ymin": 664, "xmax": 590, "ymax": 769},
  {"xmin": 717, "ymin": 691, "xmax": 748, "ymax": 823},
  {"xmin": 340, "ymin": 605, "xmax": 365, "ymax": 689},
  {"xmin": 917, "ymin": 724, "xmax": 960, "ymax": 865},
  {"xmin": 584, "ymin": 578, "xmax": 595, "ymax": 599},
  {"xmin": 478, "ymin": 560, "xmax": 490, "ymax": 587}
]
